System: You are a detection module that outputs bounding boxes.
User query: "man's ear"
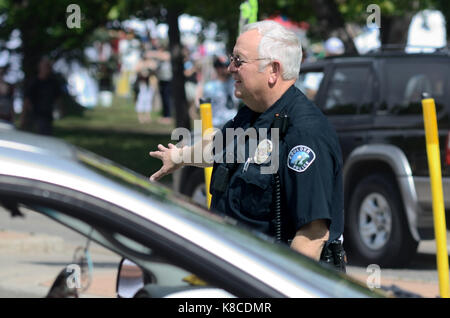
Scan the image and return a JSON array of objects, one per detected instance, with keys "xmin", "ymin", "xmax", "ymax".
[{"xmin": 268, "ymin": 61, "xmax": 281, "ymax": 85}]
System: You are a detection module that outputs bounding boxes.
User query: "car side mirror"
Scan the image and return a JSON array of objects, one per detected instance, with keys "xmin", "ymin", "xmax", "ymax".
[{"xmin": 116, "ymin": 258, "xmax": 145, "ymax": 298}]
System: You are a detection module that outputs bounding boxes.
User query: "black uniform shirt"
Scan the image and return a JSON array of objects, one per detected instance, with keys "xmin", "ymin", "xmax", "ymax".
[{"xmin": 210, "ymin": 85, "xmax": 344, "ymax": 243}]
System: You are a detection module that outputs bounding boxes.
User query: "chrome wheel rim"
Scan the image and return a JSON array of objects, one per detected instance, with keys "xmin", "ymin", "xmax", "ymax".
[{"xmin": 358, "ymin": 193, "xmax": 392, "ymax": 250}]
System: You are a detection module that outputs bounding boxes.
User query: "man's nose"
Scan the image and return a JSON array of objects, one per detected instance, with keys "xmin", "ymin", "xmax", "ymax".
[{"xmin": 228, "ymin": 62, "xmax": 236, "ymax": 73}]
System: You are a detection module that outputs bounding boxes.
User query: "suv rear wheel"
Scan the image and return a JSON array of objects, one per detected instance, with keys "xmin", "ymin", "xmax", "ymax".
[{"xmin": 344, "ymin": 174, "xmax": 418, "ymax": 268}]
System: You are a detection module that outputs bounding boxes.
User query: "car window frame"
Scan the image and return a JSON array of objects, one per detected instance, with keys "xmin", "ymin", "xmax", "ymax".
[
  {"xmin": 296, "ymin": 66, "xmax": 325, "ymax": 102},
  {"xmin": 299, "ymin": 61, "xmax": 333, "ymax": 108},
  {"xmin": 379, "ymin": 56, "xmax": 450, "ymax": 117},
  {"xmin": 0, "ymin": 175, "xmax": 292, "ymax": 297},
  {"xmin": 318, "ymin": 61, "xmax": 378, "ymax": 116}
]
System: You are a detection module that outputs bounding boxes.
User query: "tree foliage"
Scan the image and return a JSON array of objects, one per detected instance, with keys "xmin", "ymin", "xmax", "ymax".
[
  {"xmin": 0, "ymin": 0, "xmax": 447, "ymax": 129},
  {"xmin": 256, "ymin": 0, "xmax": 448, "ymax": 46},
  {"xmin": 0, "ymin": 0, "xmax": 119, "ymax": 79}
]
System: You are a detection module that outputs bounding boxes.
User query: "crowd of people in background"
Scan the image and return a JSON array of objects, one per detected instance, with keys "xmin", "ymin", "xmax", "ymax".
[
  {"xmin": 96, "ymin": 27, "xmax": 242, "ymax": 128},
  {"xmin": 0, "ymin": 25, "xmax": 345, "ymax": 136},
  {"xmin": 110, "ymin": 28, "xmax": 245, "ymax": 129}
]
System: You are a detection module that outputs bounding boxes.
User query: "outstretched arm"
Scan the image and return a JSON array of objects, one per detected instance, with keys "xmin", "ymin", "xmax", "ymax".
[
  {"xmin": 149, "ymin": 143, "xmax": 182, "ymax": 182},
  {"xmin": 149, "ymin": 133, "xmax": 215, "ymax": 182}
]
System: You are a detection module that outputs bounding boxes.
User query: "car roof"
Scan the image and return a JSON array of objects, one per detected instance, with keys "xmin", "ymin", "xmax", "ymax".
[{"xmin": 0, "ymin": 126, "xmax": 76, "ymax": 159}]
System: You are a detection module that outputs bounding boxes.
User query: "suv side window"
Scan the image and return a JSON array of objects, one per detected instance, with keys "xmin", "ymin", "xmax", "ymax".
[
  {"xmin": 323, "ymin": 65, "xmax": 374, "ymax": 115},
  {"xmin": 381, "ymin": 60, "xmax": 447, "ymax": 114},
  {"xmin": 295, "ymin": 70, "xmax": 324, "ymax": 102}
]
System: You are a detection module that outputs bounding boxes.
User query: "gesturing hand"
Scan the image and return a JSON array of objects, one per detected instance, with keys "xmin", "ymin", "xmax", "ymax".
[{"xmin": 149, "ymin": 143, "xmax": 182, "ymax": 182}]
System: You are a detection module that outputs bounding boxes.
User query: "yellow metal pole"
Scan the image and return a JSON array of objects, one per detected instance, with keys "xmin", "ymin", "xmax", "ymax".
[
  {"xmin": 199, "ymin": 99, "xmax": 213, "ymax": 209},
  {"xmin": 421, "ymin": 95, "xmax": 450, "ymax": 298}
]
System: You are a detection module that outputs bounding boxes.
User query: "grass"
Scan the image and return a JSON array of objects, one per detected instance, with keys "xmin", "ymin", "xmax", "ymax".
[
  {"xmin": 54, "ymin": 96, "xmax": 174, "ymax": 134},
  {"xmin": 53, "ymin": 96, "xmax": 175, "ymax": 185}
]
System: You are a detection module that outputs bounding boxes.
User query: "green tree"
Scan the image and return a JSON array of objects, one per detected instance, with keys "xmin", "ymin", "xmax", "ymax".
[
  {"xmin": 338, "ymin": 0, "xmax": 436, "ymax": 46},
  {"xmin": 258, "ymin": 0, "xmax": 446, "ymax": 50},
  {"xmin": 3, "ymin": 0, "xmax": 445, "ymax": 131},
  {"xmin": 0, "ymin": 0, "xmax": 119, "ymax": 88},
  {"xmin": 257, "ymin": 0, "xmax": 357, "ymax": 53}
]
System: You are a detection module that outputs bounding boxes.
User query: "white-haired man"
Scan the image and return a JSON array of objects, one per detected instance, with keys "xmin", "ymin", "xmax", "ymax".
[{"xmin": 150, "ymin": 21, "xmax": 345, "ymax": 269}]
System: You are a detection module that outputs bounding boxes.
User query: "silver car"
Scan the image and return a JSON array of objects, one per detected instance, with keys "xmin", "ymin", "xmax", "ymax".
[{"xmin": 0, "ymin": 126, "xmax": 382, "ymax": 298}]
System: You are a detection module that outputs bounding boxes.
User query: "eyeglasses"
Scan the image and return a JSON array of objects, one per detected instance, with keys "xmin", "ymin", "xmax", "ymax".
[{"xmin": 228, "ymin": 54, "xmax": 271, "ymax": 68}]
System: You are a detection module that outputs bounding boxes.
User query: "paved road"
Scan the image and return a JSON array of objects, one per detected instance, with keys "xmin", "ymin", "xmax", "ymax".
[
  {"xmin": 1, "ymin": 205, "xmax": 449, "ymax": 298},
  {"xmin": 345, "ymin": 233, "xmax": 450, "ymax": 298}
]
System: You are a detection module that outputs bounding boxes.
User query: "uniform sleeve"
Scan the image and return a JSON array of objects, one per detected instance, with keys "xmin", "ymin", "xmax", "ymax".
[{"xmin": 280, "ymin": 129, "xmax": 336, "ymax": 233}]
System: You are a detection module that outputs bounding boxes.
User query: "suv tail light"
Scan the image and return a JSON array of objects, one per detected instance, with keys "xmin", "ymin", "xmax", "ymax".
[{"xmin": 446, "ymin": 131, "xmax": 450, "ymax": 166}]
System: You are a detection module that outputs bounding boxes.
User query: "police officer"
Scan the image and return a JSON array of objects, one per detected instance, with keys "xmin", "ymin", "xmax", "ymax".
[{"xmin": 150, "ymin": 21, "xmax": 344, "ymax": 268}]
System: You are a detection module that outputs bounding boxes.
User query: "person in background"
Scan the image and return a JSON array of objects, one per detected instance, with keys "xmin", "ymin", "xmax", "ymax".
[
  {"xmin": 20, "ymin": 57, "xmax": 64, "ymax": 135},
  {"xmin": 146, "ymin": 41, "xmax": 173, "ymax": 125},
  {"xmin": 198, "ymin": 55, "xmax": 240, "ymax": 128},
  {"xmin": 0, "ymin": 66, "xmax": 15, "ymax": 126},
  {"xmin": 133, "ymin": 52, "xmax": 158, "ymax": 124},
  {"xmin": 98, "ymin": 63, "xmax": 114, "ymax": 107},
  {"xmin": 324, "ymin": 37, "xmax": 345, "ymax": 57},
  {"xmin": 301, "ymin": 37, "xmax": 345, "ymax": 101},
  {"xmin": 133, "ymin": 69, "xmax": 153, "ymax": 124},
  {"xmin": 183, "ymin": 46, "xmax": 200, "ymax": 121}
]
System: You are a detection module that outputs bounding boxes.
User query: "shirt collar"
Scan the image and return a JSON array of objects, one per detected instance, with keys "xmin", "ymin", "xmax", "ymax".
[{"xmin": 252, "ymin": 84, "xmax": 297, "ymax": 130}]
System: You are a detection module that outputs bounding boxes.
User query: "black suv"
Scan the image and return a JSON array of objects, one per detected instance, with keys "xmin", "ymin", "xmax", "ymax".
[{"xmin": 174, "ymin": 50, "xmax": 450, "ymax": 268}]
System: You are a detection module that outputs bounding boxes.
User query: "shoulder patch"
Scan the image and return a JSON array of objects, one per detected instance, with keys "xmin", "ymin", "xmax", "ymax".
[{"xmin": 287, "ymin": 145, "xmax": 316, "ymax": 172}]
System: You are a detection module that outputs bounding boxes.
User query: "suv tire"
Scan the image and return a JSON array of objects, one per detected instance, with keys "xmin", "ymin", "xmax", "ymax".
[{"xmin": 344, "ymin": 174, "xmax": 418, "ymax": 268}]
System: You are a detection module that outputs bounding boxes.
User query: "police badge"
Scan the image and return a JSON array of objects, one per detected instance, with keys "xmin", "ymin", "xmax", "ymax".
[
  {"xmin": 254, "ymin": 139, "xmax": 273, "ymax": 164},
  {"xmin": 287, "ymin": 145, "xmax": 316, "ymax": 172}
]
